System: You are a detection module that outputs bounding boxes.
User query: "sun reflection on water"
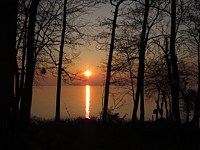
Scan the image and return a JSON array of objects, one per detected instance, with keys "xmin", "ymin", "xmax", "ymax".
[{"xmin": 85, "ymin": 85, "xmax": 90, "ymax": 119}]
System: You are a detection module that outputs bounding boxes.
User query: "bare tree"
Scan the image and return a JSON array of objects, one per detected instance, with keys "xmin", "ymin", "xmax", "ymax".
[
  {"xmin": 0, "ymin": 0, "xmax": 18, "ymax": 143},
  {"xmin": 183, "ymin": 0, "xmax": 200, "ymax": 127},
  {"xmin": 102, "ymin": 0, "xmax": 125, "ymax": 124},
  {"xmin": 55, "ymin": 0, "xmax": 67, "ymax": 122},
  {"xmin": 132, "ymin": 0, "xmax": 150, "ymax": 122},
  {"xmin": 19, "ymin": 0, "xmax": 40, "ymax": 128},
  {"xmin": 145, "ymin": 54, "xmax": 170, "ymax": 120},
  {"xmin": 14, "ymin": 0, "xmax": 30, "ymax": 125},
  {"xmin": 169, "ymin": 0, "xmax": 181, "ymax": 123},
  {"xmin": 15, "ymin": 0, "xmax": 98, "ymax": 125}
]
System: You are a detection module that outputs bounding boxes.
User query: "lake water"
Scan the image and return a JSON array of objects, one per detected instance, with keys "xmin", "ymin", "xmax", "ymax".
[{"xmin": 32, "ymin": 85, "xmax": 156, "ymax": 121}]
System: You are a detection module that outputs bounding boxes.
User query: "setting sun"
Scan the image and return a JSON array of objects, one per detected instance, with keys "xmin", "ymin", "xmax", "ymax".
[{"xmin": 84, "ymin": 70, "xmax": 92, "ymax": 78}]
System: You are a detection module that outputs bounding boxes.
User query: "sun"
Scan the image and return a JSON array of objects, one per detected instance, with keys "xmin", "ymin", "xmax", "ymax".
[{"xmin": 84, "ymin": 70, "xmax": 92, "ymax": 78}]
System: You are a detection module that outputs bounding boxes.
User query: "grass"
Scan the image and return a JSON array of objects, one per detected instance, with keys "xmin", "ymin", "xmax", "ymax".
[{"xmin": 8, "ymin": 117, "xmax": 200, "ymax": 150}]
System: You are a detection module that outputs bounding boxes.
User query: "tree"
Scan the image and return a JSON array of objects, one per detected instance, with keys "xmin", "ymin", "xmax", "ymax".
[
  {"xmin": 16, "ymin": 0, "xmax": 96, "ymax": 125},
  {"xmin": 132, "ymin": 0, "xmax": 150, "ymax": 122},
  {"xmin": 169, "ymin": 0, "xmax": 181, "ymax": 123},
  {"xmin": 141, "ymin": 0, "xmax": 197, "ymax": 123},
  {"xmin": 111, "ymin": 28, "xmax": 138, "ymax": 112},
  {"xmin": 102, "ymin": 0, "xmax": 125, "ymax": 124},
  {"xmin": 145, "ymin": 48, "xmax": 196, "ymax": 121},
  {"xmin": 184, "ymin": 0, "xmax": 200, "ymax": 127},
  {"xmin": 19, "ymin": 0, "xmax": 40, "ymax": 128},
  {"xmin": 145, "ymin": 54, "xmax": 170, "ymax": 120},
  {"xmin": 55, "ymin": 0, "xmax": 67, "ymax": 122},
  {"xmin": 98, "ymin": 0, "xmax": 166, "ymax": 122},
  {"xmin": 181, "ymin": 89, "xmax": 196, "ymax": 124},
  {"xmin": 0, "ymin": 0, "xmax": 18, "ymax": 147},
  {"xmin": 52, "ymin": 0, "xmax": 102, "ymax": 121}
]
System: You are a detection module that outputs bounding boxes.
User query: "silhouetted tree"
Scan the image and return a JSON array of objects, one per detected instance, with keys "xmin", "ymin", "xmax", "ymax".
[
  {"xmin": 13, "ymin": 0, "xmax": 30, "ymax": 126},
  {"xmin": 132, "ymin": 0, "xmax": 150, "ymax": 122},
  {"xmin": 169, "ymin": 0, "xmax": 181, "ymax": 123},
  {"xmin": 102, "ymin": 0, "xmax": 125, "ymax": 124},
  {"xmin": 111, "ymin": 29, "xmax": 138, "ymax": 111},
  {"xmin": 15, "ymin": 0, "xmax": 99, "ymax": 125},
  {"xmin": 185, "ymin": 0, "xmax": 200, "ymax": 127},
  {"xmin": 55, "ymin": 0, "xmax": 67, "ymax": 122},
  {"xmin": 53, "ymin": 0, "xmax": 103, "ymax": 120},
  {"xmin": 19, "ymin": 0, "xmax": 40, "ymax": 128},
  {"xmin": 145, "ymin": 55, "xmax": 170, "ymax": 120},
  {"xmin": 98, "ymin": 0, "xmax": 167, "ymax": 122},
  {"xmin": 0, "ymin": 0, "xmax": 18, "ymax": 147},
  {"xmin": 181, "ymin": 89, "xmax": 196, "ymax": 124}
]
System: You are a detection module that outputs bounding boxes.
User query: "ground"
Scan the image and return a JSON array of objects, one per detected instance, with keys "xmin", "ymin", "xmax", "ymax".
[{"xmin": 8, "ymin": 118, "xmax": 200, "ymax": 150}]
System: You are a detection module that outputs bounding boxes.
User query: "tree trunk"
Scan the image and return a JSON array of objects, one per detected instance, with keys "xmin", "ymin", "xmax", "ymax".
[
  {"xmin": 128, "ymin": 60, "xmax": 135, "ymax": 108},
  {"xmin": 102, "ymin": 0, "xmax": 124, "ymax": 124},
  {"xmin": 19, "ymin": 0, "xmax": 40, "ymax": 128},
  {"xmin": 191, "ymin": 30, "xmax": 200, "ymax": 127},
  {"xmin": 55, "ymin": 0, "xmax": 67, "ymax": 122},
  {"xmin": 186, "ymin": 96, "xmax": 189, "ymax": 124},
  {"xmin": 18, "ymin": 1, "xmax": 29, "ymax": 107},
  {"xmin": 19, "ymin": 37, "xmax": 27, "ymax": 106},
  {"xmin": 170, "ymin": 0, "xmax": 181, "ymax": 123},
  {"xmin": 0, "ymin": 0, "xmax": 18, "ymax": 146},
  {"xmin": 132, "ymin": 0, "xmax": 149, "ymax": 122},
  {"xmin": 156, "ymin": 90, "xmax": 160, "ymax": 120}
]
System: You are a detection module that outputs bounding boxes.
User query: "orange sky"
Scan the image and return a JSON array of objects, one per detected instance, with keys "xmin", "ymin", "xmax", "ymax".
[
  {"xmin": 35, "ymin": 4, "xmax": 114, "ymax": 86},
  {"xmin": 73, "ymin": 4, "xmax": 112, "ymax": 85},
  {"xmin": 74, "ymin": 43, "xmax": 107, "ymax": 84},
  {"xmin": 36, "ymin": 44, "xmax": 107, "ymax": 86}
]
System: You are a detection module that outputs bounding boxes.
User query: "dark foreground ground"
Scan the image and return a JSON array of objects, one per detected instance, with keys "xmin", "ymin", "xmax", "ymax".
[{"xmin": 7, "ymin": 118, "xmax": 200, "ymax": 150}]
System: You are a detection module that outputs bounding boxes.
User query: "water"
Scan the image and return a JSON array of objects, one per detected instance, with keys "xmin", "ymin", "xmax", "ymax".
[{"xmin": 32, "ymin": 85, "xmax": 156, "ymax": 120}]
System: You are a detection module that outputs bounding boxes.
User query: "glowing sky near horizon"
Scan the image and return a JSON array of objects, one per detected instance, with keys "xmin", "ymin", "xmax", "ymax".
[
  {"xmin": 36, "ymin": 4, "xmax": 114, "ymax": 86},
  {"xmin": 71, "ymin": 4, "xmax": 113, "ymax": 84}
]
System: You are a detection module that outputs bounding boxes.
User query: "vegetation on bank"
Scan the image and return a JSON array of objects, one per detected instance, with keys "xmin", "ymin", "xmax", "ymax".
[{"xmin": 7, "ymin": 117, "xmax": 200, "ymax": 150}]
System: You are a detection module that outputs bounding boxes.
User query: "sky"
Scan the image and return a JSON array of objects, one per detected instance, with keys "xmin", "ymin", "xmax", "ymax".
[
  {"xmin": 37, "ymin": 3, "xmax": 114, "ymax": 86},
  {"xmin": 67, "ymin": 4, "xmax": 113, "ymax": 85},
  {"xmin": 74, "ymin": 44, "xmax": 107, "ymax": 85}
]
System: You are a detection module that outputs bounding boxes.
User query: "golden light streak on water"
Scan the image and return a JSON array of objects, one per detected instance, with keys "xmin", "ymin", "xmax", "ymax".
[{"xmin": 85, "ymin": 85, "xmax": 90, "ymax": 119}]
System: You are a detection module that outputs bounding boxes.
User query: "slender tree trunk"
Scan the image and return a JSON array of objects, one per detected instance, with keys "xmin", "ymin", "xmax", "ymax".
[
  {"xmin": 163, "ymin": 36, "xmax": 174, "ymax": 118},
  {"xmin": 19, "ymin": 0, "xmax": 40, "ymax": 128},
  {"xmin": 11, "ymin": 61, "xmax": 20, "ymax": 128},
  {"xmin": 125, "ymin": 49, "xmax": 135, "ymax": 102},
  {"xmin": 19, "ymin": 38, "xmax": 27, "ymax": 104},
  {"xmin": 156, "ymin": 90, "xmax": 160, "ymax": 120},
  {"xmin": 18, "ymin": 1, "xmax": 29, "ymax": 106},
  {"xmin": 0, "ymin": 0, "xmax": 18, "ymax": 147},
  {"xmin": 160, "ymin": 97, "xmax": 164, "ymax": 118},
  {"xmin": 191, "ymin": 30, "xmax": 200, "ymax": 127},
  {"xmin": 162, "ymin": 91, "xmax": 169, "ymax": 118},
  {"xmin": 55, "ymin": 0, "xmax": 67, "ymax": 122},
  {"xmin": 129, "ymin": 63, "xmax": 135, "ymax": 105},
  {"xmin": 186, "ymin": 97, "xmax": 189, "ymax": 124},
  {"xmin": 132, "ymin": 0, "xmax": 149, "ymax": 122},
  {"xmin": 170, "ymin": 0, "xmax": 181, "ymax": 123},
  {"xmin": 102, "ymin": 0, "xmax": 124, "ymax": 124}
]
